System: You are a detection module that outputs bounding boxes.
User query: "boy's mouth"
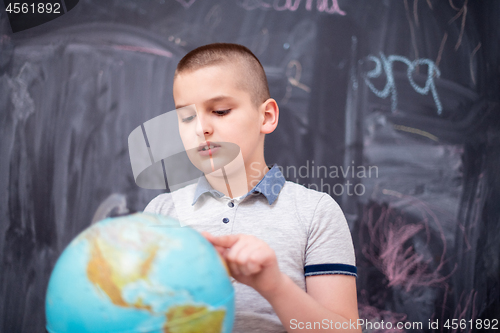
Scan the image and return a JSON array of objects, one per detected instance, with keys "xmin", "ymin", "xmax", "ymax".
[{"xmin": 198, "ymin": 141, "xmax": 221, "ymax": 152}]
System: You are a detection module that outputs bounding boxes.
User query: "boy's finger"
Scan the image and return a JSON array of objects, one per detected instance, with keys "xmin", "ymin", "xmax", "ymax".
[
  {"xmin": 213, "ymin": 245, "xmax": 226, "ymax": 256},
  {"xmin": 228, "ymin": 261, "xmax": 242, "ymax": 277},
  {"xmin": 246, "ymin": 261, "xmax": 261, "ymax": 275},
  {"xmin": 207, "ymin": 234, "xmax": 240, "ymax": 248},
  {"xmin": 200, "ymin": 233, "xmax": 230, "ymax": 257},
  {"xmin": 200, "ymin": 231, "xmax": 213, "ymax": 240},
  {"xmin": 238, "ymin": 244, "xmax": 264, "ymax": 275},
  {"xmin": 225, "ymin": 237, "xmax": 247, "ymax": 262}
]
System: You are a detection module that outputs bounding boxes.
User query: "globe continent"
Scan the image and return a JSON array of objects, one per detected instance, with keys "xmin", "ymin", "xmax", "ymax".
[{"xmin": 46, "ymin": 213, "xmax": 235, "ymax": 333}]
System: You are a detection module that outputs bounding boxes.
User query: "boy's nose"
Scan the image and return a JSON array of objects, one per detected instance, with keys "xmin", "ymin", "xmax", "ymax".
[{"xmin": 195, "ymin": 114, "xmax": 213, "ymax": 138}]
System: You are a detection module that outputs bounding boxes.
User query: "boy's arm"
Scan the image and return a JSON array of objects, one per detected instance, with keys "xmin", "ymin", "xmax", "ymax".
[
  {"xmin": 203, "ymin": 232, "xmax": 361, "ymax": 333},
  {"xmin": 265, "ymin": 271, "xmax": 360, "ymax": 332}
]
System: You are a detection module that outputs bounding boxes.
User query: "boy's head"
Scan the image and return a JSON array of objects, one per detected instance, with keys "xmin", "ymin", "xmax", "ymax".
[
  {"xmin": 173, "ymin": 43, "xmax": 278, "ymax": 176},
  {"xmin": 174, "ymin": 43, "xmax": 270, "ymax": 107}
]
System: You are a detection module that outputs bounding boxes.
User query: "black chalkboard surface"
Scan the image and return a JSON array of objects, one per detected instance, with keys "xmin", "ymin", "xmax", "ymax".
[{"xmin": 1, "ymin": 0, "xmax": 499, "ymax": 332}]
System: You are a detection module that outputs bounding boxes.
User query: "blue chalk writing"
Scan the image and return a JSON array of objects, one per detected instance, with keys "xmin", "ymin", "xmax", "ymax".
[{"xmin": 364, "ymin": 53, "xmax": 442, "ymax": 115}]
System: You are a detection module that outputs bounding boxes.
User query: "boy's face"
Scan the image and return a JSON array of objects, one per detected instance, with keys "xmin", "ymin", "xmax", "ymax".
[{"xmin": 173, "ymin": 64, "xmax": 264, "ymax": 174}]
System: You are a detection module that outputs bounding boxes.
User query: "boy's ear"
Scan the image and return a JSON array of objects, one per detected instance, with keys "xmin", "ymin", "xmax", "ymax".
[{"xmin": 260, "ymin": 98, "xmax": 279, "ymax": 134}]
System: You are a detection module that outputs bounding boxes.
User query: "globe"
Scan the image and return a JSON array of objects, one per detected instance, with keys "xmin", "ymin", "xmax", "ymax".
[{"xmin": 45, "ymin": 213, "xmax": 235, "ymax": 333}]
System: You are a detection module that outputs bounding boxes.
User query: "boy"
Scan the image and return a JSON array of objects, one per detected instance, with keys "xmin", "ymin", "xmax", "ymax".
[{"xmin": 145, "ymin": 43, "xmax": 360, "ymax": 332}]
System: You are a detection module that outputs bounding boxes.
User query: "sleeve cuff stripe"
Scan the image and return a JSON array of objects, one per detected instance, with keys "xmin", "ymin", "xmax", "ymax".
[
  {"xmin": 305, "ymin": 271, "xmax": 358, "ymax": 277},
  {"xmin": 304, "ymin": 263, "xmax": 357, "ymax": 277}
]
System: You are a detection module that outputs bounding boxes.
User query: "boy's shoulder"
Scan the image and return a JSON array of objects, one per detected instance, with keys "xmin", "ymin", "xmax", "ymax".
[
  {"xmin": 143, "ymin": 182, "xmax": 197, "ymax": 216},
  {"xmin": 281, "ymin": 179, "xmax": 325, "ymax": 196},
  {"xmin": 280, "ymin": 179, "xmax": 339, "ymax": 207},
  {"xmin": 278, "ymin": 180, "xmax": 344, "ymax": 226}
]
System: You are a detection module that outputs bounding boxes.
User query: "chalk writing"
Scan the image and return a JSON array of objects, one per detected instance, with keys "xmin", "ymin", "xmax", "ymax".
[
  {"xmin": 113, "ymin": 45, "xmax": 173, "ymax": 57},
  {"xmin": 282, "ymin": 60, "xmax": 310, "ymax": 104},
  {"xmin": 469, "ymin": 42, "xmax": 481, "ymax": 85},
  {"xmin": 364, "ymin": 53, "xmax": 443, "ymax": 115},
  {"xmin": 251, "ymin": 28, "xmax": 270, "ymax": 56},
  {"xmin": 204, "ymin": 5, "xmax": 222, "ymax": 31},
  {"xmin": 404, "ymin": 0, "xmax": 419, "ymax": 62},
  {"xmin": 448, "ymin": 0, "xmax": 469, "ymax": 50},
  {"xmin": 176, "ymin": 0, "xmax": 196, "ymax": 9},
  {"xmin": 436, "ymin": 32, "xmax": 448, "ymax": 67},
  {"xmin": 361, "ymin": 196, "xmax": 453, "ymax": 292},
  {"xmin": 237, "ymin": 0, "xmax": 345, "ymax": 15}
]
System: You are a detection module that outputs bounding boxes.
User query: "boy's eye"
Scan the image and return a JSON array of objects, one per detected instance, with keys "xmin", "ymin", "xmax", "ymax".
[
  {"xmin": 181, "ymin": 114, "xmax": 196, "ymax": 123},
  {"xmin": 213, "ymin": 109, "xmax": 230, "ymax": 116}
]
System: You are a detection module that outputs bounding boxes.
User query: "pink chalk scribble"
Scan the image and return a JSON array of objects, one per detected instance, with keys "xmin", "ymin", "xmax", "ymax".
[
  {"xmin": 360, "ymin": 193, "xmax": 456, "ymax": 293},
  {"xmin": 358, "ymin": 298, "xmax": 407, "ymax": 333},
  {"xmin": 438, "ymin": 286, "xmax": 478, "ymax": 333},
  {"xmin": 237, "ymin": 0, "xmax": 346, "ymax": 15}
]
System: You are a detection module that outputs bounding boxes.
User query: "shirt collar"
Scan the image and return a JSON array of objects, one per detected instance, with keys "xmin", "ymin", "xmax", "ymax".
[
  {"xmin": 192, "ymin": 174, "xmax": 224, "ymax": 205},
  {"xmin": 192, "ymin": 164, "xmax": 286, "ymax": 206}
]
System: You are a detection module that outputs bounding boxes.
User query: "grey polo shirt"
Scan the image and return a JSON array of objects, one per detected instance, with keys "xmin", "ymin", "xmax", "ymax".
[{"xmin": 144, "ymin": 164, "xmax": 357, "ymax": 333}]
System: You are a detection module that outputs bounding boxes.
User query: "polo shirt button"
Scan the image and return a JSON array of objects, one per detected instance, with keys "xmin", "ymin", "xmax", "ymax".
[
  {"xmin": 222, "ymin": 218, "xmax": 230, "ymax": 224},
  {"xmin": 228, "ymin": 201, "xmax": 234, "ymax": 208}
]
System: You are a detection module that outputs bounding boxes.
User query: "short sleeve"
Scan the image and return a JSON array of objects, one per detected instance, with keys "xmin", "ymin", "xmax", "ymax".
[
  {"xmin": 304, "ymin": 194, "xmax": 357, "ymax": 277},
  {"xmin": 144, "ymin": 193, "xmax": 178, "ymax": 220},
  {"xmin": 144, "ymin": 194, "xmax": 163, "ymax": 214}
]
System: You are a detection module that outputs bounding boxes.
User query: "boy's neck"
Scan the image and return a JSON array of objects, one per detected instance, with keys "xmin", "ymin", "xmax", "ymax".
[{"xmin": 204, "ymin": 159, "xmax": 270, "ymax": 199}]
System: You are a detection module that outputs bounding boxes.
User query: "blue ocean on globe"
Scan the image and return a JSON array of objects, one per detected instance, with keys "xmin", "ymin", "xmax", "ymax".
[{"xmin": 45, "ymin": 213, "xmax": 235, "ymax": 333}]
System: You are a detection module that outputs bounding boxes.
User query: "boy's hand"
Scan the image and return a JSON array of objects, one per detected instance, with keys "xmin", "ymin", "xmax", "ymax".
[{"xmin": 201, "ymin": 232, "xmax": 285, "ymax": 298}]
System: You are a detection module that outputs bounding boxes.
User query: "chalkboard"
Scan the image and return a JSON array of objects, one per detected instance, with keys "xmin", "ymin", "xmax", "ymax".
[{"xmin": 1, "ymin": 0, "xmax": 499, "ymax": 332}]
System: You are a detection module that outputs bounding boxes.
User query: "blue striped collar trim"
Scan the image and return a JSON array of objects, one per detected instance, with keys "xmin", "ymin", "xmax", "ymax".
[{"xmin": 192, "ymin": 164, "xmax": 285, "ymax": 206}]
